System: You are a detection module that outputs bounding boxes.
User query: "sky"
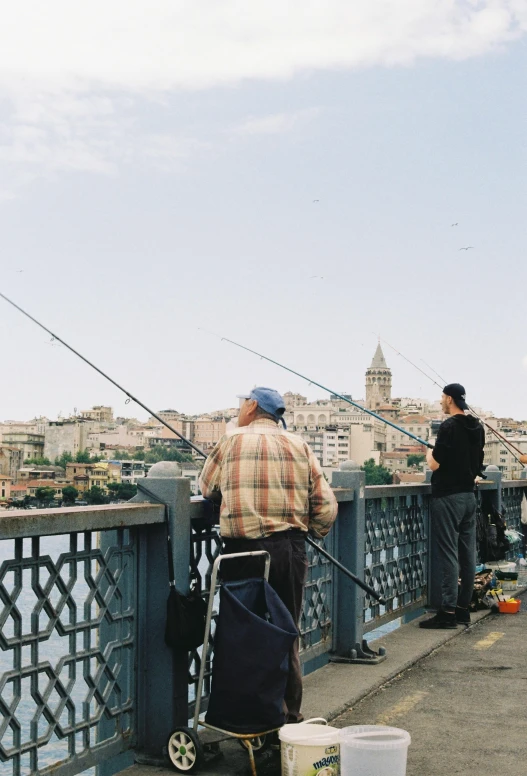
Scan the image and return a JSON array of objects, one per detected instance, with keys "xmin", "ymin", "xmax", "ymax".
[{"xmin": 0, "ymin": 1, "xmax": 526, "ymax": 422}]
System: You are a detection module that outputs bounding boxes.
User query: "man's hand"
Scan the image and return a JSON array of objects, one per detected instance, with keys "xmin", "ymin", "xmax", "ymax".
[{"xmin": 426, "ymin": 448, "xmax": 440, "ymax": 471}]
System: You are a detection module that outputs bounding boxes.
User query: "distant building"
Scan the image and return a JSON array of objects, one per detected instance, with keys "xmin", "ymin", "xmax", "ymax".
[
  {"xmin": 44, "ymin": 419, "xmax": 91, "ymax": 461},
  {"xmin": 180, "ymin": 462, "xmax": 202, "ymax": 495},
  {"xmin": 0, "ymin": 446, "xmax": 23, "ymax": 481},
  {"xmin": 2, "ymin": 432, "xmax": 45, "ymax": 462},
  {"xmin": 17, "ymin": 466, "xmax": 64, "ymax": 481},
  {"xmin": 118, "ymin": 461, "xmax": 148, "ymax": 485},
  {"xmin": 386, "ymin": 416, "xmax": 431, "ymax": 451},
  {"xmin": 65, "ymin": 461, "xmax": 118, "ymax": 493},
  {"xmin": 80, "ymin": 406, "xmax": 114, "ymax": 424},
  {"xmin": 365, "ymin": 343, "xmax": 392, "ymax": 410},
  {"xmin": 283, "ymin": 392, "xmax": 307, "ymax": 409},
  {"xmin": 192, "ymin": 418, "xmax": 226, "ymax": 450},
  {"xmin": 484, "ymin": 435, "xmax": 527, "ymax": 479},
  {"xmin": 0, "ymin": 475, "xmax": 12, "ymax": 502},
  {"xmin": 147, "ymin": 409, "xmax": 184, "ymax": 425}
]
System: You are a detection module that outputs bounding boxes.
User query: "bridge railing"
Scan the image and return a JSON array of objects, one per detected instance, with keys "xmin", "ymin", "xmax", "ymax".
[{"xmin": 2, "ymin": 464, "xmax": 526, "ymax": 776}]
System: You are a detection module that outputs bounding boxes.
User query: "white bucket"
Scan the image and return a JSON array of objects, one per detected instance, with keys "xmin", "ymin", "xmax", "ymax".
[
  {"xmin": 280, "ymin": 718, "xmax": 340, "ymax": 776},
  {"xmin": 339, "ymin": 725, "xmax": 411, "ymax": 776}
]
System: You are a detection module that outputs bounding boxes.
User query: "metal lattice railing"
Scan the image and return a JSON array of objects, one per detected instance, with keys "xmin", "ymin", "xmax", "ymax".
[
  {"xmin": 0, "ymin": 528, "xmax": 136, "ymax": 776},
  {"xmin": 363, "ymin": 488, "xmax": 429, "ymax": 632},
  {"xmin": 300, "ymin": 533, "xmax": 335, "ymax": 661}
]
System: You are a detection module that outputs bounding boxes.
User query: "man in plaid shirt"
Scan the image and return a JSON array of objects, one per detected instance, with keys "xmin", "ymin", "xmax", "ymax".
[{"xmin": 199, "ymin": 387, "xmax": 338, "ymax": 723}]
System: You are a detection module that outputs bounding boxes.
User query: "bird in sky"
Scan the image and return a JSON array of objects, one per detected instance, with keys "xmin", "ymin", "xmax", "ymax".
[
  {"xmin": 310, "ymin": 275, "xmax": 324, "ymax": 279},
  {"xmin": 451, "ymin": 222, "xmax": 459, "ymax": 227},
  {"xmin": 459, "ymin": 246, "xmax": 474, "ymax": 251},
  {"xmin": 313, "ymin": 199, "xmax": 319, "ymax": 203},
  {"xmin": 15, "ymin": 269, "xmax": 24, "ymax": 273}
]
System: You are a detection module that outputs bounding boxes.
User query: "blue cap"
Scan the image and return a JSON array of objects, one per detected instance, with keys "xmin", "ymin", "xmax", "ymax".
[{"xmin": 237, "ymin": 387, "xmax": 287, "ymax": 428}]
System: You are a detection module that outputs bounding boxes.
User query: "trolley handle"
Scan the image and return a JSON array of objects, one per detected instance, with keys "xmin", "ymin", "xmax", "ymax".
[{"xmin": 211, "ymin": 551, "xmax": 271, "ymax": 585}]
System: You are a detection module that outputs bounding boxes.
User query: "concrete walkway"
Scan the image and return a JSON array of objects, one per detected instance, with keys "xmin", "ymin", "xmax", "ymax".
[{"xmin": 123, "ymin": 592, "xmax": 526, "ymax": 775}]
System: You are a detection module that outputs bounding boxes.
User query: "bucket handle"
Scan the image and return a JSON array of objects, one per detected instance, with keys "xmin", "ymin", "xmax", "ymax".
[{"xmin": 302, "ymin": 718, "xmax": 328, "ymax": 726}]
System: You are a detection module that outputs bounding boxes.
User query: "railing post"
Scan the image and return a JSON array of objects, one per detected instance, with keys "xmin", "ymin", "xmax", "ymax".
[
  {"xmin": 330, "ymin": 461, "xmax": 365, "ymax": 659},
  {"xmin": 132, "ymin": 462, "xmax": 191, "ymax": 763},
  {"xmin": 483, "ymin": 464, "xmax": 502, "ymax": 512}
]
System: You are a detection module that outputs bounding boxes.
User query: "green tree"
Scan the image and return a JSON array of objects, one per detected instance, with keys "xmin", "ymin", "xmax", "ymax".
[
  {"xmin": 407, "ymin": 454, "xmax": 426, "ymax": 469},
  {"xmin": 113, "ymin": 450, "xmax": 131, "ymax": 460},
  {"xmin": 361, "ymin": 458, "xmax": 393, "ymax": 486},
  {"xmin": 107, "ymin": 482, "xmax": 138, "ymax": 500},
  {"xmin": 117, "ymin": 482, "xmax": 137, "ymax": 500},
  {"xmin": 84, "ymin": 486, "xmax": 109, "ymax": 505},
  {"xmin": 62, "ymin": 485, "xmax": 79, "ymax": 505},
  {"xmin": 55, "ymin": 451, "xmax": 73, "ymax": 469},
  {"xmin": 24, "ymin": 456, "xmax": 52, "ymax": 466},
  {"xmin": 143, "ymin": 445, "xmax": 193, "ymax": 464},
  {"xmin": 23, "ymin": 495, "xmax": 33, "ymax": 508},
  {"xmin": 35, "ymin": 486, "xmax": 56, "ymax": 504}
]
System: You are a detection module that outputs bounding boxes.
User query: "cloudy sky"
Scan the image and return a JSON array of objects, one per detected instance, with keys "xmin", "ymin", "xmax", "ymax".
[{"xmin": 1, "ymin": 1, "xmax": 526, "ymax": 422}]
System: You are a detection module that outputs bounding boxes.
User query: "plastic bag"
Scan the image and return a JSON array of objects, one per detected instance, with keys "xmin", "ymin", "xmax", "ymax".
[{"xmin": 521, "ymin": 492, "xmax": 527, "ymax": 526}]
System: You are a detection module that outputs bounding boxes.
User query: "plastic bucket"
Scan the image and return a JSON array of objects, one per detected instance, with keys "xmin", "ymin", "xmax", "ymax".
[
  {"xmin": 280, "ymin": 718, "xmax": 340, "ymax": 776},
  {"xmin": 339, "ymin": 725, "xmax": 411, "ymax": 776}
]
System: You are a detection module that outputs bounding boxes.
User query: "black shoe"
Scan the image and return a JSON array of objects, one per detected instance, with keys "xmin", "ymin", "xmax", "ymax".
[
  {"xmin": 455, "ymin": 607, "xmax": 471, "ymax": 625},
  {"xmin": 419, "ymin": 610, "xmax": 458, "ymax": 629}
]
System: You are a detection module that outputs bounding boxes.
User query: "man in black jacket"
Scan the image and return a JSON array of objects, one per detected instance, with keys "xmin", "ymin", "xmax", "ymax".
[{"xmin": 420, "ymin": 383, "xmax": 485, "ymax": 629}]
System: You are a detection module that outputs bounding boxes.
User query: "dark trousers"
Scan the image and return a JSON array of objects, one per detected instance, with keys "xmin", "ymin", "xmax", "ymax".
[
  {"xmin": 430, "ymin": 492, "xmax": 477, "ymax": 611},
  {"xmin": 221, "ymin": 531, "xmax": 308, "ymax": 723}
]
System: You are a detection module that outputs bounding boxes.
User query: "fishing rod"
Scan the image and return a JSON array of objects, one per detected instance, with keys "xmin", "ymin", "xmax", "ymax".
[
  {"xmin": 378, "ymin": 334, "xmax": 526, "ymax": 464},
  {"xmin": 305, "ymin": 535, "xmax": 386, "ymax": 604},
  {"xmin": 1, "ymin": 291, "xmax": 385, "ymax": 603},
  {"xmin": 201, "ymin": 330, "xmax": 433, "ymax": 449},
  {"xmin": 0, "ymin": 291, "xmax": 206, "ymax": 458}
]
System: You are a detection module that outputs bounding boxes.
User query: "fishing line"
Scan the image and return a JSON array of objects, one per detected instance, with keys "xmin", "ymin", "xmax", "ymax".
[
  {"xmin": 378, "ymin": 334, "xmax": 525, "ymax": 465},
  {"xmin": 199, "ymin": 329, "xmax": 433, "ymax": 449},
  {"xmin": 0, "ymin": 290, "xmax": 207, "ymax": 459},
  {"xmin": 0, "ymin": 294, "xmax": 385, "ymax": 602}
]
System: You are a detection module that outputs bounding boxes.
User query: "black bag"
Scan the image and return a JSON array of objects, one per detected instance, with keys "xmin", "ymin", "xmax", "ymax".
[
  {"xmin": 165, "ymin": 583, "xmax": 207, "ymax": 650},
  {"xmin": 478, "ymin": 493, "xmax": 510, "ymax": 562},
  {"xmin": 136, "ymin": 481, "xmax": 208, "ymax": 651},
  {"xmin": 205, "ymin": 578, "xmax": 298, "ymax": 734}
]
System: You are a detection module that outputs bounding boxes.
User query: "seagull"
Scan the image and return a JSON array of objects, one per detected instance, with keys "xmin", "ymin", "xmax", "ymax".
[
  {"xmin": 459, "ymin": 246, "xmax": 474, "ymax": 251},
  {"xmin": 310, "ymin": 275, "xmax": 324, "ymax": 279},
  {"xmin": 15, "ymin": 269, "xmax": 24, "ymax": 273},
  {"xmin": 451, "ymin": 223, "xmax": 459, "ymax": 227},
  {"xmin": 313, "ymin": 199, "xmax": 319, "ymax": 203}
]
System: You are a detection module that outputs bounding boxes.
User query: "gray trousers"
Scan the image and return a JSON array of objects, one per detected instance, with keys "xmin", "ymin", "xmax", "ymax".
[{"xmin": 430, "ymin": 492, "xmax": 477, "ymax": 611}]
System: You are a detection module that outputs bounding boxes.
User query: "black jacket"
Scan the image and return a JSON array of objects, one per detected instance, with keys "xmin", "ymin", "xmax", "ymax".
[{"xmin": 431, "ymin": 414, "xmax": 485, "ymax": 497}]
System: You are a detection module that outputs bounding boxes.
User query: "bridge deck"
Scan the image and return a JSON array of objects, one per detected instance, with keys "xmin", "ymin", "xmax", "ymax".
[{"xmin": 124, "ymin": 592, "xmax": 527, "ymax": 775}]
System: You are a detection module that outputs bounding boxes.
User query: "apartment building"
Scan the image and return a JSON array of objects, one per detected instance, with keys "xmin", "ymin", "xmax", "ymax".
[
  {"xmin": 484, "ymin": 435, "xmax": 527, "ymax": 479},
  {"xmin": 386, "ymin": 416, "xmax": 431, "ymax": 451},
  {"xmin": 44, "ymin": 419, "xmax": 92, "ymax": 461},
  {"xmin": 2, "ymin": 432, "xmax": 45, "ymax": 462},
  {"xmin": 0, "ymin": 446, "xmax": 23, "ymax": 481},
  {"xmin": 192, "ymin": 418, "xmax": 227, "ymax": 450},
  {"xmin": 80, "ymin": 406, "xmax": 114, "ymax": 423},
  {"xmin": 0, "ymin": 475, "xmax": 12, "ymax": 502}
]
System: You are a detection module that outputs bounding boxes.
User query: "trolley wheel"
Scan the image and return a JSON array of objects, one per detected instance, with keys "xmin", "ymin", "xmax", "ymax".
[
  {"xmin": 167, "ymin": 727, "xmax": 203, "ymax": 773},
  {"xmin": 238, "ymin": 734, "xmax": 270, "ymax": 755}
]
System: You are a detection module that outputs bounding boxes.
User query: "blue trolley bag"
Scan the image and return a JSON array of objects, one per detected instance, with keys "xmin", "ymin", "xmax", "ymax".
[{"xmin": 205, "ymin": 577, "xmax": 298, "ymax": 734}]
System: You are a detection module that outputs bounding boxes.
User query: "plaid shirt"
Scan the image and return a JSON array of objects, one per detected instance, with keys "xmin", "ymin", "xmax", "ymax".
[{"xmin": 199, "ymin": 418, "xmax": 338, "ymax": 539}]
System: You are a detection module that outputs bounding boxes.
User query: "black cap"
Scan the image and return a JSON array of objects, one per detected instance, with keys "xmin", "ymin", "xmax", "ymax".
[{"xmin": 443, "ymin": 383, "xmax": 468, "ymax": 410}]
